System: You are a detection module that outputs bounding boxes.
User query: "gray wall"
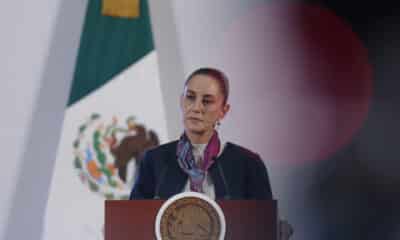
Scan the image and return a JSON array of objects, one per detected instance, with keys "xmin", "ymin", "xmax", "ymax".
[{"xmin": 0, "ymin": 0, "xmax": 87, "ymax": 239}]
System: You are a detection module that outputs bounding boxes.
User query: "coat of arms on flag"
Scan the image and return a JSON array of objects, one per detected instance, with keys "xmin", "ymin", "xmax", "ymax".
[{"xmin": 73, "ymin": 113, "xmax": 159, "ymax": 200}]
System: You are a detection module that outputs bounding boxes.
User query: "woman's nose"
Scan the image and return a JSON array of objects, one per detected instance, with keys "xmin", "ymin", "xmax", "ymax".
[{"xmin": 191, "ymin": 99, "xmax": 204, "ymax": 112}]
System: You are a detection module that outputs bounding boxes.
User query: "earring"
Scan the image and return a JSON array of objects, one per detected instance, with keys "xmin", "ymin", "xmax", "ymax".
[{"xmin": 215, "ymin": 120, "xmax": 221, "ymax": 130}]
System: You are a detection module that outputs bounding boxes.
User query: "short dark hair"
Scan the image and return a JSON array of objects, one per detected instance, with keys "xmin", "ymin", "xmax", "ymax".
[{"xmin": 185, "ymin": 67, "xmax": 230, "ymax": 105}]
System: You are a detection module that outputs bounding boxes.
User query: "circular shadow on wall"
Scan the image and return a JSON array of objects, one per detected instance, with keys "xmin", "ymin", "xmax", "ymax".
[{"xmin": 213, "ymin": 2, "xmax": 373, "ymax": 164}]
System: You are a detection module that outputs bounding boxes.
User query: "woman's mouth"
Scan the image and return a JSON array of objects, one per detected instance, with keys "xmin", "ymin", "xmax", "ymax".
[{"xmin": 187, "ymin": 117, "xmax": 202, "ymax": 122}]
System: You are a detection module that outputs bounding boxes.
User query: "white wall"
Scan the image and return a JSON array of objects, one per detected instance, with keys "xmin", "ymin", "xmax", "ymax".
[
  {"xmin": 0, "ymin": 0, "xmax": 87, "ymax": 239},
  {"xmin": 148, "ymin": 0, "xmax": 185, "ymax": 141}
]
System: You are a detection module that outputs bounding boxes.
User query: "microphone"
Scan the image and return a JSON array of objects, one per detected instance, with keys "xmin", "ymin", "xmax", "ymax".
[
  {"xmin": 154, "ymin": 164, "xmax": 169, "ymax": 199},
  {"xmin": 214, "ymin": 157, "xmax": 231, "ymax": 200}
]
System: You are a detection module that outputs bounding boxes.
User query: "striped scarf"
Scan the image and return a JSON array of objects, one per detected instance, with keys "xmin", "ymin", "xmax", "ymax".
[{"xmin": 176, "ymin": 131, "xmax": 221, "ymax": 193}]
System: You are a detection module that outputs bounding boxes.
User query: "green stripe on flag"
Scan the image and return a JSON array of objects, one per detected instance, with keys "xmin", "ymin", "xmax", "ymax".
[{"xmin": 68, "ymin": 0, "xmax": 154, "ymax": 106}]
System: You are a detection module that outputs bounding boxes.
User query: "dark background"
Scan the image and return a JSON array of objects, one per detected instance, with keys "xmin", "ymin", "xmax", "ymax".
[{"xmin": 297, "ymin": 1, "xmax": 400, "ymax": 239}]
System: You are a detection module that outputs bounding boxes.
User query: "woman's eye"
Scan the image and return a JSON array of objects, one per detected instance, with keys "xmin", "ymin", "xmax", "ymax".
[
  {"xmin": 203, "ymin": 99, "xmax": 212, "ymax": 105},
  {"xmin": 186, "ymin": 95, "xmax": 195, "ymax": 100}
]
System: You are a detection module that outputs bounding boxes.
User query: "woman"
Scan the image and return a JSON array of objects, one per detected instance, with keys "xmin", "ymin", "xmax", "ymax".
[{"xmin": 130, "ymin": 68, "xmax": 273, "ymax": 200}]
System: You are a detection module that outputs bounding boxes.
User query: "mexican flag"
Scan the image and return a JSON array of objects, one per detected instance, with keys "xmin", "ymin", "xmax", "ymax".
[{"xmin": 43, "ymin": 0, "xmax": 168, "ymax": 239}]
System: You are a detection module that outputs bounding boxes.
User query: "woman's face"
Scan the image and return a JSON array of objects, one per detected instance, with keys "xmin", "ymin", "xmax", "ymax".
[{"xmin": 181, "ymin": 74, "xmax": 230, "ymax": 136}]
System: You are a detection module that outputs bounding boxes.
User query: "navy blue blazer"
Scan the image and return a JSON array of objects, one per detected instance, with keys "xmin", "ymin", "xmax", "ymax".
[{"xmin": 129, "ymin": 140, "xmax": 273, "ymax": 200}]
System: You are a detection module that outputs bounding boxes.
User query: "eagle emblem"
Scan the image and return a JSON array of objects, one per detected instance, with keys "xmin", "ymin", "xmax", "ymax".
[{"xmin": 73, "ymin": 113, "xmax": 159, "ymax": 199}]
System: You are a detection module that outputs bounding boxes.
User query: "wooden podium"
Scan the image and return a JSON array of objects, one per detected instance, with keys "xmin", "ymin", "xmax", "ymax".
[{"xmin": 105, "ymin": 200, "xmax": 277, "ymax": 240}]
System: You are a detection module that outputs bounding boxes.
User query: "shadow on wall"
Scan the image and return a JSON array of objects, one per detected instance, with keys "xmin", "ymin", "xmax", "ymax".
[{"xmin": 3, "ymin": 0, "xmax": 87, "ymax": 239}]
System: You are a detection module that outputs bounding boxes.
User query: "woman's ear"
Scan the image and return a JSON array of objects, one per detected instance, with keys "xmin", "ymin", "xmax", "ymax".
[{"xmin": 220, "ymin": 103, "xmax": 230, "ymax": 119}]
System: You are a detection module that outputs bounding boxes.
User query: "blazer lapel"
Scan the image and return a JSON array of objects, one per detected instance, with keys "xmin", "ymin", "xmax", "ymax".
[
  {"xmin": 209, "ymin": 159, "xmax": 225, "ymax": 199},
  {"xmin": 159, "ymin": 142, "xmax": 187, "ymax": 198}
]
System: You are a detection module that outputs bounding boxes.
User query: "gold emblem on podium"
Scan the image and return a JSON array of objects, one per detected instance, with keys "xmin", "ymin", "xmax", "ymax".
[{"xmin": 155, "ymin": 192, "xmax": 226, "ymax": 240}]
